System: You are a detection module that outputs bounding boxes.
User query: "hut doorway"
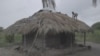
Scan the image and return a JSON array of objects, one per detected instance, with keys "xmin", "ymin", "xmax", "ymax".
[
  {"xmin": 45, "ymin": 32, "xmax": 75, "ymax": 49},
  {"xmin": 60, "ymin": 32, "xmax": 67, "ymax": 48}
]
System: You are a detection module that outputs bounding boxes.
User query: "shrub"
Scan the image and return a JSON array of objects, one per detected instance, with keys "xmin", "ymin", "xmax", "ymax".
[
  {"xmin": 0, "ymin": 27, "xmax": 3, "ymax": 32},
  {"xmin": 92, "ymin": 22, "xmax": 100, "ymax": 30},
  {"xmin": 5, "ymin": 34, "xmax": 15, "ymax": 43}
]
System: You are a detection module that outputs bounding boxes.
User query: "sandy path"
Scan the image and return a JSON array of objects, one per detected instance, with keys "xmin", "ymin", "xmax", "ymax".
[
  {"xmin": 0, "ymin": 42, "xmax": 100, "ymax": 56},
  {"xmin": 0, "ymin": 47, "xmax": 24, "ymax": 56},
  {"xmin": 67, "ymin": 42, "xmax": 100, "ymax": 56}
]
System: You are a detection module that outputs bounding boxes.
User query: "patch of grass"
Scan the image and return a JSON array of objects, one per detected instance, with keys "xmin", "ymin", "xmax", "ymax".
[
  {"xmin": 76, "ymin": 30, "xmax": 100, "ymax": 43},
  {"xmin": 0, "ymin": 32, "xmax": 22, "ymax": 47},
  {"xmin": 75, "ymin": 33, "xmax": 84, "ymax": 42},
  {"xmin": 87, "ymin": 30, "xmax": 100, "ymax": 43},
  {"xmin": 14, "ymin": 34, "xmax": 22, "ymax": 43}
]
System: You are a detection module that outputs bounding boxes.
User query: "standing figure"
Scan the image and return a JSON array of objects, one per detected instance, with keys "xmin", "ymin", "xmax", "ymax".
[
  {"xmin": 72, "ymin": 11, "xmax": 78, "ymax": 20},
  {"xmin": 42, "ymin": 0, "xmax": 56, "ymax": 10},
  {"xmin": 72, "ymin": 11, "xmax": 75, "ymax": 19}
]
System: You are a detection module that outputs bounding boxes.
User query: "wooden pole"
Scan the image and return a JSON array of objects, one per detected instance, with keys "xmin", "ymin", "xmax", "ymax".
[
  {"xmin": 26, "ymin": 31, "xmax": 39, "ymax": 56},
  {"xmin": 41, "ymin": 34, "xmax": 46, "ymax": 52},
  {"xmin": 83, "ymin": 32, "xmax": 86, "ymax": 46},
  {"xmin": 70, "ymin": 33, "xmax": 73, "ymax": 54},
  {"xmin": 22, "ymin": 35, "xmax": 24, "ymax": 46},
  {"xmin": 23, "ymin": 34, "xmax": 26, "ymax": 49},
  {"xmin": 43, "ymin": 35, "xmax": 46, "ymax": 49}
]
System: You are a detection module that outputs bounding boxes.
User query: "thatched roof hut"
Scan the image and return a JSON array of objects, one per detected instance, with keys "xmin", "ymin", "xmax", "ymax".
[
  {"xmin": 5, "ymin": 10, "xmax": 89, "ymax": 35},
  {"xmin": 4, "ymin": 0, "xmax": 91, "ymax": 55},
  {"xmin": 5, "ymin": 10, "xmax": 90, "ymax": 50}
]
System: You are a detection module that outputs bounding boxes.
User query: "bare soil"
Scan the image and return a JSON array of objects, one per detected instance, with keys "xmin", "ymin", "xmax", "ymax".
[{"xmin": 0, "ymin": 42, "xmax": 100, "ymax": 56}]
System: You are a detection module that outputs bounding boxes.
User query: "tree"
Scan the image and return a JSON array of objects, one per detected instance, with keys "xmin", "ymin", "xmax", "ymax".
[
  {"xmin": 0, "ymin": 27, "xmax": 3, "ymax": 32},
  {"xmin": 92, "ymin": 22, "xmax": 100, "ymax": 30}
]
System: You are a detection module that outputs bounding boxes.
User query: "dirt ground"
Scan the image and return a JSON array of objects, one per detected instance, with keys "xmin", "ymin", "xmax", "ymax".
[{"xmin": 0, "ymin": 42, "xmax": 100, "ymax": 56}]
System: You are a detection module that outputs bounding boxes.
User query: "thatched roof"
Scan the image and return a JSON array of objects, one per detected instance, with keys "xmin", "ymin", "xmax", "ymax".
[
  {"xmin": 5, "ymin": 10, "xmax": 90, "ymax": 35},
  {"xmin": 76, "ymin": 20, "xmax": 90, "ymax": 32}
]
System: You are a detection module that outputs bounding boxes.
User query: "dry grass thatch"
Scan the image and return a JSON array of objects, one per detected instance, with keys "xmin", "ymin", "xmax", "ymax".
[
  {"xmin": 5, "ymin": 10, "xmax": 90, "ymax": 35},
  {"xmin": 76, "ymin": 20, "xmax": 90, "ymax": 32}
]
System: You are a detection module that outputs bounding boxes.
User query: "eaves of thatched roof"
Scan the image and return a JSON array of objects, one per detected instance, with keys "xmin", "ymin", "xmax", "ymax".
[
  {"xmin": 5, "ymin": 10, "xmax": 90, "ymax": 35},
  {"xmin": 76, "ymin": 20, "xmax": 90, "ymax": 32}
]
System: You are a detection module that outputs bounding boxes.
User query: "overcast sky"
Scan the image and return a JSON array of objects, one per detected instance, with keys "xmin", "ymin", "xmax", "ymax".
[{"xmin": 0, "ymin": 0, "xmax": 100, "ymax": 28}]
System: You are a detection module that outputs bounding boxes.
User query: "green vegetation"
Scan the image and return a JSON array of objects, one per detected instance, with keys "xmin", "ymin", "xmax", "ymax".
[
  {"xmin": 92, "ymin": 22, "xmax": 100, "ymax": 30},
  {"xmin": 87, "ymin": 30, "xmax": 100, "ymax": 43},
  {"xmin": 0, "ymin": 27, "xmax": 3, "ymax": 32},
  {"xmin": 5, "ymin": 34, "xmax": 15, "ymax": 43},
  {"xmin": 0, "ymin": 32, "xmax": 22, "ymax": 47},
  {"xmin": 76, "ymin": 22, "xmax": 100, "ymax": 43},
  {"xmin": 76, "ymin": 30, "xmax": 100, "ymax": 43}
]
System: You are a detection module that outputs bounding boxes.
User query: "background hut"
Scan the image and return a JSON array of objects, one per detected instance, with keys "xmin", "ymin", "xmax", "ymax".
[{"xmin": 5, "ymin": 10, "xmax": 90, "ymax": 50}]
